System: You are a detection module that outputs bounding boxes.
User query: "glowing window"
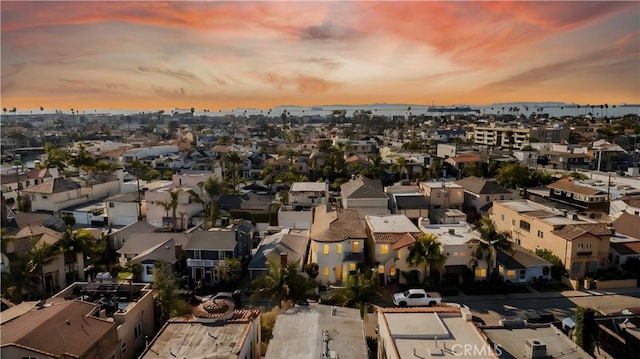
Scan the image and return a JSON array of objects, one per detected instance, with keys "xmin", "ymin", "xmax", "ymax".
[
  {"xmin": 378, "ymin": 265, "xmax": 385, "ymax": 274},
  {"xmin": 312, "ymin": 242, "xmax": 317, "ymax": 251},
  {"xmin": 475, "ymin": 268, "xmax": 487, "ymax": 277},
  {"xmin": 323, "ymin": 244, "xmax": 329, "ymax": 255},
  {"xmin": 506, "ymin": 270, "xmax": 516, "ymax": 278},
  {"xmin": 336, "ymin": 244, "xmax": 342, "ymax": 254},
  {"xmin": 352, "ymin": 241, "xmax": 360, "ymax": 253},
  {"xmin": 499, "ymin": 266, "xmax": 504, "ymax": 275},
  {"xmin": 380, "ymin": 245, "xmax": 389, "ymax": 255},
  {"xmin": 323, "ymin": 267, "xmax": 329, "ymax": 276},
  {"xmin": 349, "ymin": 263, "xmax": 356, "ymax": 271},
  {"xmin": 389, "ymin": 266, "xmax": 396, "ymax": 276}
]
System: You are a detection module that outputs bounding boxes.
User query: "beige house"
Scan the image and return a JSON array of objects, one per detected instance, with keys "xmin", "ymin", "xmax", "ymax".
[
  {"xmin": 420, "ymin": 181, "xmax": 464, "ymax": 224},
  {"xmin": 491, "ymin": 200, "xmax": 611, "ymax": 279},
  {"xmin": 308, "ymin": 205, "xmax": 366, "ymax": 285},
  {"xmin": 145, "ymin": 183, "xmax": 205, "ymax": 229},
  {"xmin": 340, "ymin": 175, "xmax": 389, "ymax": 219},
  {"xmin": 365, "ymin": 214, "xmax": 421, "ymax": 285}
]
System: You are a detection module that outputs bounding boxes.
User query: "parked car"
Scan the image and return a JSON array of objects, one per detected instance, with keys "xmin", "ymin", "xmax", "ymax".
[{"xmin": 393, "ymin": 289, "xmax": 442, "ymax": 307}]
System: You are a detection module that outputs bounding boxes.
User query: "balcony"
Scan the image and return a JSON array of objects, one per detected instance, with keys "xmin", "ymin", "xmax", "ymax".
[
  {"xmin": 576, "ymin": 251, "xmax": 592, "ymax": 257},
  {"xmin": 186, "ymin": 259, "xmax": 220, "ymax": 267}
]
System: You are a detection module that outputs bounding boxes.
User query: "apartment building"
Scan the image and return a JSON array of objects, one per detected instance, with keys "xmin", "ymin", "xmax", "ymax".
[
  {"xmin": 491, "ymin": 200, "xmax": 611, "ymax": 279},
  {"xmin": 547, "ymin": 178, "xmax": 610, "ymax": 213},
  {"xmin": 472, "ymin": 126, "xmax": 531, "ymax": 149}
]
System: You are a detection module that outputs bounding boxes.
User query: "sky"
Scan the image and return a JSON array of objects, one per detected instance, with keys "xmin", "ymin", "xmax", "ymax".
[{"xmin": 2, "ymin": 1, "xmax": 639, "ymax": 112}]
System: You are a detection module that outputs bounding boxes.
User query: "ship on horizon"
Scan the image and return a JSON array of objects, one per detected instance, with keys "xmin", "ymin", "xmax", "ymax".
[{"xmin": 427, "ymin": 105, "xmax": 479, "ymax": 113}]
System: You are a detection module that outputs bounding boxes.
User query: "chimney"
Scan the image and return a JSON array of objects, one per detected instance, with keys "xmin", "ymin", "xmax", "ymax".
[{"xmin": 280, "ymin": 252, "xmax": 288, "ymax": 267}]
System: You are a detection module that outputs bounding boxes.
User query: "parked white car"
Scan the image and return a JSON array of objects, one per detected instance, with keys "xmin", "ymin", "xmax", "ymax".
[{"xmin": 393, "ymin": 289, "xmax": 442, "ymax": 307}]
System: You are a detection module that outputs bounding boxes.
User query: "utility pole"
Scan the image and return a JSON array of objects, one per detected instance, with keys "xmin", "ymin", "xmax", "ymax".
[{"xmin": 606, "ymin": 171, "xmax": 612, "ymax": 215}]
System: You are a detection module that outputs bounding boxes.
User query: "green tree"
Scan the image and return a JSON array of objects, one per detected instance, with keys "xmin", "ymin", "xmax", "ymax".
[
  {"xmin": 250, "ymin": 258, "xmax": 315, "ymax": 307},
  {"xmin": 167, "ymin": 189, "xmax": 181, "ymax": 232},
  {"xmin": 496, "ymin": 163, "xmax": 530, "ymax": 189},
  {"xmin": 391, "ymin": 156, "xmax": 408, "ymax": 180},
  {"xmin": 329, "ymin": 269, "xmax": 383, "ymax": 318},
  {"xmin": 221, "ymin": 257, "xmax": 243, "ymax": 288},
  {"xmin": 25, "ymin": 240, "xmax": 55, "ymax": 297},
  {"xmin": 69, "ymin": 143, "xmax": 96, "ymax": 173},
  {"xmin": 468, "ymin": 218, "xmax": 513, "ymax": 275},
  {"xmin": 203, "ymin": 177, "xmax": 223, "ymax": 201},
  {"xmin": 573, "ymin": 306, "xmax": 596, "ymax": 355},
  {"xmin": 535, "ymin": 248, "xmax": 565, "ymax": 280},
  {"xmin": 40, "ymin": 144, "xmax": 69, "ymax": 171},
  {"xmin": 151, "ymin": 260, "xmax": 179, "ymax": 324},
  {"xmin": 429, "ymin": 158, "xmax": 443, "ymax": 179},
  {"xmin": 406, "ymin": 233, "xmax": 446, "ymax": 283},
  {"xmin": 460, "ymin": 162, "xmax": 482, "ymax": 178},
  {"xmin": 223, "ymin": 152, "xmax": 243, "ymax": 194}
]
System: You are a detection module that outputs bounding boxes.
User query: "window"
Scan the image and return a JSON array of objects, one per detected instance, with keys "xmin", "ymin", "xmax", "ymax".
[
  {"xmin": 475, "ymin": 268, "xmax": 487, "ymax": 277},
  {"xmin": 500, "ymin": 195, "xmax": 505, "ymax": 200},
  {"xmin": 615, "ymin": 255, "xmax": 620, "ymax": 264},
  {"xmin": 389, "ymin": 266, "xmax": 396, "ymax": 277},
  {"xmin": 520, "ymin": 270, "xmax": 526, "ymax": 280},
  {"xmin": 352, "ymin": 241, "xmax": 360, "ymax": 253},
  {"xmin": 512, "ymin": 219, "xmax": 516, "ymax": 226},
  {"xmin": 312, "ymin": 242, "xmax": 317, "ymax": 252},
  {"xmin": 349, "ymin": 263, "xmax": 356, "ymax": 271},
  {"xmin": 336, "ymin": 244, "xmax": 342, "ymax": 254},
  {"xmin": 460, "ymin": 252, "xmax": 468, "ymax": 257},
  {"xmin": 121, "ymin": 343, "xmax": 127, "ymax": 354},
  {"xmin": 486, "ymin": 195, "xmax": 490, "ymax": 202},
  {"xmin": 146, "ymin": 266, "xmax": 153, "ymax": 275},
  {"xmin": 109, "ymin": 202, "xmax": 115, "ymax": 208},
  {"xmin": 499, "ymin": 266, "xmax": 504, "ymax": 275},
  {"xmin": 323, "ymin": 267, "xmax": 329, "ymax": 276},
  {"xmin": 506, "ymin": 270, "xmax": 516, "ymax": 277},
  {"xmin": 571, "ymin": 262, "xmax": 582, "ymax": 275},
  {"xmin": 501, "ymin": 214, "xmax": 505, "ymax": 221},
  {"xmin": 134, "ymin": 322, "xmax": 142, "ymax": 339},
  {"xmin": 194, "ymin": 250, "xmax": 202, "ymax": 259},
  {"xmin": 519, "ymin": 220, "xmax": 531, "ymax": 232},
  {"xmin": 537, "ymin": 230, "xmax": 544, "ymax": 238},
  {"xmin": 380, "ymin": 245, "xmax": 389, "ymax": 255},
  {"xmin": 323, "ymin": 244, "xmax": 330, "ymax": 255},
  {"xmin": 452, "ymin": 252, "xmax": 459, "ymax": 257}
]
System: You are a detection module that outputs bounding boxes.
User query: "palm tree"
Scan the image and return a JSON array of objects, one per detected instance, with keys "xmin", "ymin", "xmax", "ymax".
[
  {"xmin": 406, "ymin": 233, "xmax": 446, "ymax": 283},
  {"xmin": 167, "ymin": 189, "xmax": 181, "ymax": 232},
  {"xmin": 329, "ymin": 269, "xmax": 383, "ymax": 318},
  {"xmin": 250, "ymin": 258, "xmax": 314, "ymax": 307},
  {"xmin": 158, "ymin": 200, "xmax": 173, "ymax": 229},
  {"xmin": 223, "ymin": 152, "xmax": 243, "ymax": 194},
  {"xmin": 467, "ymin": 218, "xmax": 513, "ymax": 276},
  {"xmin": 391, "ymin": 156, "xmax": 408, "ymax": 180},
  {"xmin": 57, "ymin": 227, "xmax": 94, "ymax": 285},
  {"xmin": 25, "ymin": 240, "xmax": 55, "ymax": 297}
]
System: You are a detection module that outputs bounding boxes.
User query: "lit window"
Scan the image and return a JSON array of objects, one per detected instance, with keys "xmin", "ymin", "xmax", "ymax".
[
  {"xmin": 312, "ymin": 242, "xmax": 317, "ymax": 252},
  {"xmin": 506, "ymin": 270, "xmax": 516, "ymax": 277},
  {"xmin": 499, "ymin": 266, "xmax": 504, "ymax": 275},
  {"xmin": 349, "ymin": 263, "xmax": 356, "ymax": 271},
  {"xmin": 460, "ymin": 252, "xmax": 468, "ymax": 257},
  {"xmin": 452, "ymin": 252, "xmax": 459, "ymax": 257},
  {"xmin": 352, "ymin": 241, "xmax": 360, "ymax": 253},
  {"xmin": 475, "ymin": 268, "xmax": 487, "ymax": 277},
  {"xmin": 323, "ymin": 244, "xmax": 329, "ymax": 255},
  {"xmin": 336, "ymin": 244, "xmax": 342, "ymax": 254},
  {"xmin": 378, "ymin": 265, "xmax": 385, "ymax": 274},
  {"xmin": 323, "ymin": 267, "xmax": 329, "ymax": 276},
  {"xmin": 389, "ymin": 267, "xmax": 396, "ymax": 276},
  {"xmin": 380, "ymin": 245, "xmax": 388, "ymax": 255}
]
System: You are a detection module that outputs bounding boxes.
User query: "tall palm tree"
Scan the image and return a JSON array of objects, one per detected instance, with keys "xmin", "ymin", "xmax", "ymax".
[
  {"xmin": 406, "ymin": 233, "xmax": 446, "ymax": 283},
  {"xmin": 25, "ymin": 240, "xmax": 55, "ymax": 297},
  {"xmin": 467, "ymin": 218, "xmax": 513, "ymax": 275},
  {"xmin": 223, "ymin": 152, "xmax": 243, "ymax": 194},
  {"xmin": 158, "ymin": 200, "xmax": 173, "ymax": 229},
  {"xmin": 57, "ymin": 227, "xmax": 94, "ymax": 285},
  {"xmin": 391, "ymin": 156, "xmax": 408, "ymax": 180},
  {"xmin": 329, "ymin": 269, "xmax": 383, "ymax": 318},
  {"xmin": 167, "ymin": 189, "xmax": 181, "ymax": 232}
]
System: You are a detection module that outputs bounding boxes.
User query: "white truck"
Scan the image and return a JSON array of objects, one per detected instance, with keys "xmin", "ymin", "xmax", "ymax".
[{"xmin": 393, "ymin": 288, "xmax": 442, "ymax": 307}]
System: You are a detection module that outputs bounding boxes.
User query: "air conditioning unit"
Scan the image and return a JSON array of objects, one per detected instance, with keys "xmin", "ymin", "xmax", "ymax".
[{"xmin": 526, "ymin": 339, "xmax": 546, "ymax": 359}]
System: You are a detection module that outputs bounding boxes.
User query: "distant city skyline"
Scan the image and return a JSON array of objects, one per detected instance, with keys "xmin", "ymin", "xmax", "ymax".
[{"xmin": 2, "ymin": 1, "xmax": 639, "ymax": 111}]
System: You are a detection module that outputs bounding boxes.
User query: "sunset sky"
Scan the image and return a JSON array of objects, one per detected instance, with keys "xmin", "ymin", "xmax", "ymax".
[{"xmin": 2, "ymin": 1, "xmax": 639, "ymax": 111}]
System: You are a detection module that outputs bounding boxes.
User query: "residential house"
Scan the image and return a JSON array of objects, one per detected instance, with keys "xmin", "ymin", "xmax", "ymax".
[
  {"xmin": 428, "ymin": 129, "xmax": 466, "ymax": 143},
  {"xmin": 121, "ymin": 145, "xmax": 179, "ymax": 164},
  {"xmin": 454, "ymin": 176, "xmax": 513, "ymax": 220},
  {"xmin": 129, "ymin": 237, "xmax": 179, "ymax": 282},
  {"xmin": 60, "ymin": 199, "xmax": 107, "ymax": 226},
  {"xmin": 117, "ymin": 232, "xmax": 188, "ymax": 279},
  {"xmin": 436, "ymin": 143, "xmax": 475, "ymax": 160},
  {"xmin": 108, "ymin": 220, "xmax": 157, "ymax": 250},
  {"xmin": 0, "ymin": 167, "xmax": 60, "ymax": 201},
  {"xmin": 106, "ymin": 192, "xmax": 142, "ymax": 227},
  {"xmin": 10, "ymin": 224, "xmax": 86, "ymax": 292},
  {"xmin": 52, "ymin": 281, "xmax": 155, "ymax": 359},
  {"xmin": 444, "ymin": 152, "xmax": 486, "ymax": 178},
  {"xmin": 377, "ymin": 307, "xmax": 497, "ymax": 359},
  {"xmin": 22, "ymin": 172, "xmax": 122, "ymax": 215},
  {"xmin": 248, "ymin": 228, "xmax": 308, "ymax": 279},
  {"xmin": 278, "ymin": 181, "xmax": 328, "ymax": 230},
  {"xmin": 340, "ymin": 175, "xmax": 389, "ymax": 219},
  {"xmin": 610, "ymin": 194, "xmax": 640, "ymax": 218},
  {"xmin": 185, "ymin": 228, "xmax": 239, "ymax": 287},
  {"xmin": 385, "ymin": 183, "xmax": 429, "ymax": 223},
  {"xmin": 590, "ymin": 139, "xmax": 629, "ymax": 171},
  {"xmin": 0, "ymin": 300, "xmax": 119, "ymax": 359},
  {"xmin": 609, "ymin": 212, "xmax": 640, "ymax": 268},
  {"xmin": 547, "ymin": 177, "xmax": 610, "ymax": 213},
  {"xmin": 491, "ymin": 200, "xmax": 611, "ymax": 279},
  {"xmin": 332, "ymin": 138, "xmax": 378, "ymax": 156},
  {"xmin": 308, "ymin": 205, "xmax": 367, "ymax": 285},
  {"xmin": 419, "ymin": 221, "xmax": 484, "ymax": 283},
  {"xmin": 420, "ymin": 181, "xmax": 464, "ymax": 224},
  {"xmin": 265, "ymin": 304, "xmax": 366, "ymax": 359},
  {"xmin": 365, "ymin": 215, "xmax": 421, "ymax": 285},
  {"xmin": 495, "ymin": 244, "xmax": 552, "ymax": 284},
  {"xmin": 141, "ymin": 307, "xmax": 261, "ymax": 359},
  {"xmin": 144, "ymin": 183, "xmax": 204, "ymax": 229},
  {"xmin": 243, "ymin": 152, "xmax": 274, "ymax": 179}
]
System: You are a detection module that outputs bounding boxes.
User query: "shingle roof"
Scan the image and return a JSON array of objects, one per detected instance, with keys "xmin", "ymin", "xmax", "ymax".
[
  {"xmin": 547, "ymin": 178, "xmax": 606, "ymax": 196},
  {"xmin": 552, "ymin": 225, "xmax": 603, "ymax": 241},
  {"xmin": 21, "ymin": 177, "xmax": 82, "ymax": 194},
  {"xmin": 187, "ymin": 230, "xmax": 236, "ymax": 251},
  {"xmin": 248, "ymin": 230, "xmax": 308, "ymax": 270},
  {"xmin": 131, "ymin": 238, "xmax": 178, "ymax": 265},
  {"xmin": 613, "ymin": 212, "xmax": 640, "ymax": 239},
  {"xmin": 395, "ymin": 195, "xmax": 429, "ymax": 209},
  {"xmin": 0, "ymin": 300, "xmax": 116, "ymax": 358},
  {"xmin": 309, "ymin": 205, "xmax": 366, "ymax": 243},
  {"xmin": 340, "ymin": 176, "xmax": 387, "ymax": 199},
  {"xmin": 391, "ymin": 233, "xmax": 418, "ymax": 250},
  {"xmin": 117, "ymin": 232, "xmax": 189, "ymax": 254},
  {"xmin": 454, "ymin": 176, "xmax": 511, "ymax": 195}
]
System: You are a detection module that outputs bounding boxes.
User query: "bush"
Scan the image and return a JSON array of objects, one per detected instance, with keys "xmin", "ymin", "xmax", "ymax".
[{"xmin": 260, "ymin": 306, "xmax": 279, "ymax": 343}]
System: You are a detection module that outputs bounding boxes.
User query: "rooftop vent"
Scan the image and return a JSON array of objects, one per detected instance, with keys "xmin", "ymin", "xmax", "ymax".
[{"xmin": 526, "ymin": 339, "xmax": 546, "ymax": 359}]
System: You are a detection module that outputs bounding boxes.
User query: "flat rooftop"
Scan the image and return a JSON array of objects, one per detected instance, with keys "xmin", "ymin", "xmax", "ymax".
[
  {"xmin": 382, "ymin": 311, "xmax": 496, "ymax": 358},
  {"xmin": 290, "ymin": 182, "xmax": 326, "ymax": 192},
  {"xmin": 366, "ymin": 215, "xmax": 420, "ymax": 233},
  {"xmin": 265, "ymin": 304, "xmax": 366, "ymax": 359},
  {"xmin": 421, "ymin": 181, "xmax": 464, "ymax": 189},
  {"xmin": 142, "ymin": 321, "xmax": 251, "ymax": 358},
  {"xmin": 420, "ymin": 223, "xmax": 477, "ymax": 245},
  {"xmin": 482, "ymin": 325, "xmax": 588, "ymax": 359}
]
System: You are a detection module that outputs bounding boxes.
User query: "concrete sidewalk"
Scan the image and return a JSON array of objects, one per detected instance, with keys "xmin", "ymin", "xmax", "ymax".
[{"xmin": 442, "ymin": 287, "xmax": 640, "ymax": 303}]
